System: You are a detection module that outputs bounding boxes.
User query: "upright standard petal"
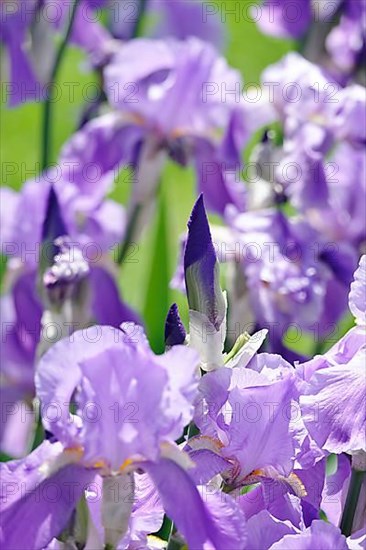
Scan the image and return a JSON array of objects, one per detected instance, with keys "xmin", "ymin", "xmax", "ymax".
[{"xmin": 223, "ymin": 376, "xmax": 297, "ymax": 479}]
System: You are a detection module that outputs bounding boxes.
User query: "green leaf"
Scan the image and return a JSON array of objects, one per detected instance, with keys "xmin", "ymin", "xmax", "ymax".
[{"xmin": 142, "ymin": 186, "xmax": 170, "ymax": 354}]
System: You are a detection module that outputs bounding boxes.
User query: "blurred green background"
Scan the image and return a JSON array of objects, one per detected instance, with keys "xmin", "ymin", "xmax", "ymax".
[{"xmin": 0, "ymin": 3, "xmax": 295, "ymax": 351}]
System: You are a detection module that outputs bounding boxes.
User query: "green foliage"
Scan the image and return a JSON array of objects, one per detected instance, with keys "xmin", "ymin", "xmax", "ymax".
[{"xmin": 142, "ymin": 185, "xmax": 170, "ymax": 353}]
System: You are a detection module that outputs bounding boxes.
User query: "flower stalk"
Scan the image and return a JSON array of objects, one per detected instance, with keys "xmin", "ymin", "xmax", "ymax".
[
  {"xmin": 41, "ymin": 0, "xmax": 80, "ymax": 170},
  {"xmin": 340, "ymin": 469, "xmax": 365, "ymax": 536}
]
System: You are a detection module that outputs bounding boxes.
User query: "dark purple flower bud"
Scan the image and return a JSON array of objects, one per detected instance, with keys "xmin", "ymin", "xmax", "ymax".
[
  {"xmin": 184, "ymin": 195, "xmax": 225, "ymax": 330},
  {"xmin": 40, "ymin": 185, "xmax": 68, "ymax": 275},
  {"xmin": 165, "ymin": 303, "xmax": 186, "ymax": 347}
]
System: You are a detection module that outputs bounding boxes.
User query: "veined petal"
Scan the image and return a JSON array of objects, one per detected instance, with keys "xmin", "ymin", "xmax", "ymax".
[
  {"xmin": 301, "ymin": 349, "xmax": 366, "ymax": 454},
  {"xmin": 184, "ymin": 437, "xmax": 231, "ymax": 485},
  {"xmin": 223, "ymin": 377, "xmax": 297, "ymax": 479},
  {"xmin": 61, "ymin": 113, "xmax": 144, "ymax": 186},
  {"xmin": 36, "ymin": 327, "xmax": 122, "ymax": 447},
  {"xmin": 349, "ymin": 255, "xmax": 366, "ymax": 326},
  {"xmin": 102, "ymin": 474, "xmax": 134, "ymax": 548},
  {"xmin": 269, "ymin": 519, "xmax": 348, "ymax": 549},
  {"xmin": 86, "ymin": 472, "xmax": 164, "ymax": 549},
  {"xmin": 142, "ymin": 457, "xmax": 246, "ymax": 548},
  {"xmin": 321, "ymin": 454, "xmax": 351, "ymax": 526},
  {"xmin": 245, "ymin": 510, "xmax": 298, "ymax": 550},
  {"xmin": 0, "ymin": 441, "xmax": 94, "ymax": 549}
]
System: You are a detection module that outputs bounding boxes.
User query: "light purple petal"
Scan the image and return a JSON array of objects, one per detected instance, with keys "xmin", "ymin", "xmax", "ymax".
[
  {"xmin": 239, "ymin": 484, "xmax": 303, "ymax": 529},
  {"xmin": 89, "ymin": 266, "xmax": 141, "ymax": 327},
  {"xmin": 301, "ymin": 349, "xmax": 366, "ymax": 454},
  {"xmin": 223, "ymin": 377, "xmax": 296, "ymax": 478},
  {"xmin": 321, "ymin": 454, "xmax": 351, "ymax": 525},
  {"xmin": 349, "ymin": 255, "xmax": 366, "ymax": 326},
  {"xmin": 184, "ymin": 447, "xmax": 232, "ymax": 485},
  {"xmin": 269, "ymin": 519, "xmax": 348, "ymax": 549},
  {"xmin": 0, "ymin": 187, "xmax": 19, "ymax": 249},
  {"xmin": 36, "ymin": 327, "xmax": 122, "ymax": 446},
  {"xmin": 0, "ymin": 387, "xmax": 36, "ymax": 458},
  {"xmin": 76, "ymin": 343, "xmax": 167, "ymax": 468},
  {"xmin": 149, "ymin": 0, "xmax": 226, "ymax": 49},
  {"xmin": 61, "ymin": 113, "xmax": 144, "ymax": 185},
  {"xmin": 79, "ymin": 199, "xmax": 126, "ymax": 251},
  {"xmin": 0, "ymin": 441, "xmax": 94, "ymax": 549},
  {"xmin": 143, "ymin": 458, "xmax": 247, "ymax": 548},
  {"xmin": 347, "ymin": 528, "xmax": 366, "ymax": 550},
  {"xmin": 255, "ymin": 0, "xmax": 312, "ymax": 39},
  {"xmin": 245, "ymin": 510, "xmax": 298, "ymax": 550}
]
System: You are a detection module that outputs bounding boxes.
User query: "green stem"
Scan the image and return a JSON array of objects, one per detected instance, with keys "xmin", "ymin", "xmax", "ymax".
[
  {"xmin": 167, "ymin": 535, "xmax": 184, "ymax": 550},
  {"xmin": 187, "ymin": 421, "xmax": 199, "ymax": 440},
  {"xmin": 41, "ymin": 0, "xmax": 80, "ymax": 170},
  {"xmin": 340, "ymin": 469, "xmax": 364, "ymax": 536},
  {"xmin": 116, "ymin": 203, "xmax": 142, "ymax": 265}
]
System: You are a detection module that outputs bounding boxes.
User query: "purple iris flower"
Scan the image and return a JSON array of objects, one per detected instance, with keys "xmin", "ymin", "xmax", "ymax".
[
  {"xmin": 0, "ymin": 325, "xmax": 247, "ymax": 548},
  {"xmin": 110, "ymin": 0, "xmax": 226, "ymax": 50},
  {"xmin": 246, "ymin": 513, "xmax": 364, "ymax": 549},
  {"xmin": 187, "ymin": 349, "xmax": 327, "ymax": 531},
  {"xmin": 255, "ymin": 0, "xmax": 365, "ymax": 77},
  {"xmin": 259, "ymin": 54, "xmax": 366, "ymax": 259},
  {"xmin": 226, "ymin": 207, "xmax": 357, "ymax": 359},
  {"xmin": 1, "ymin": 164, "xmax": 124, "ymax": 268},
  {"xmin": 262, "ymin": 53, "xmax": 365, "ymax": 153},
  {"xmin": 300, "ymin": 255, "xmax": 366, "ymax": 455},
  {"xmin": 172, "ymin": 198, "xmax": 357, "ymax": 360},
  {"xmin": 62, "ymin": 36, "xmax": 251, "ymax": 216},
  {"xmin": 326, "ymin": 0, "xmax": 366, "ymax": 75},
  {"xmin": 0, "ymin": 271, "xmax": 41, "ymax": 457},
  {"xmin": 0, "ymin": 0, "xmax": 113, "ymax": 106},
  {"xmin": 270, "ymin": 519, "xmax": 349, "ymax": 549},
  {"xmin": 0, "ymin": 169, "xmax": 138, "ymax": 457},
  {"xmin": 294, "ymin": 142, "xmax": 366, "ymax": 248}
]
